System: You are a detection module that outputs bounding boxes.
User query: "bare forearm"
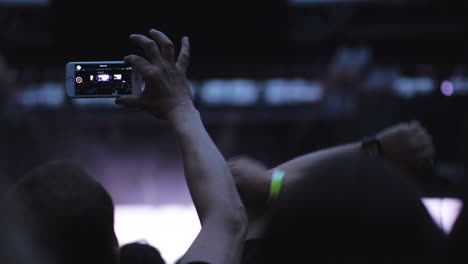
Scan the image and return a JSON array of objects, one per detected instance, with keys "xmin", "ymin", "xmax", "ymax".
[
  {"xmin": 119, "ymin": 29, "xmax": 247, "ymax": 264},
  {"xmin": 169, "ymin": 106, "xmax": 247, "ymax": 263},
  {"xmin": 270, "ymin": 142, "xmax": 361, "ymax": 186},
  {"xmin": 168, "ymin": 106, "xmax": 245, "ymax": 223}
]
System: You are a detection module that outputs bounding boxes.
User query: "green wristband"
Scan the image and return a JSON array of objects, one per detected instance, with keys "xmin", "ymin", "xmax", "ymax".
[{"xmin": 269, "ymin": 169, "xmax": 285, "ymax": 201}]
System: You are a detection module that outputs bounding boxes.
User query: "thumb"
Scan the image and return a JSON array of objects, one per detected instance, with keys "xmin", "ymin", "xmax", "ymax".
[{"xmin": 115, "ymin": 95, "xmax": 142, "ymax": 108}]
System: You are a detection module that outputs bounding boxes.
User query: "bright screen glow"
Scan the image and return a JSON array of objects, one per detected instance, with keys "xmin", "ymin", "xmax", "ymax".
[{"xmin": 97, "ymin": 74, "xmax": 110, "ymax": 82}]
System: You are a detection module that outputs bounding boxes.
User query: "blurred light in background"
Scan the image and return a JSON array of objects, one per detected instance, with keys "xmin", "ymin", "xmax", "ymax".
[
  {"xmin": 332, "ymin": 46, "xmax": 371, "ymax": 70},
  {"xmin": 200, "ymin": 79, "xmax": 259, "ymax": 106},
  {"xmin": 440, "ymin": 80, "xmax": 454, "ymax": 96},
  {"xmin": 12, "ymin": 75, "xmax": 468, "ymax": 110},
  {"xmin": 451, "ymin": 77, "xmax": 468, "ymax": 95},
  {"xmin": 188, "ymin": 80, "xmax": 199, "ymax": 98},
  {"xmin": 365, "ymin": 67, "xmax": 399, "ymax": 93},
  {"xmin": 393, "ymin": 77, "xmax": 434, "ymax": 99},
  {"xmin": 18, "ymin": 82, "xmax": 65, "ymax": 109},
  {"xmin": 0, "ymin": 0, "xmax": 49, "ymax": 6},
  {"xmin": 264, "ymin": 78, "xmax": 323, "ymax": 105},
  {"xmin": 72, "ymin": 98, "xmax": 118, "ymax": 108},
  {"xmin": 114, "ymin": 204, "xmax": 200, "ymax": 264}
]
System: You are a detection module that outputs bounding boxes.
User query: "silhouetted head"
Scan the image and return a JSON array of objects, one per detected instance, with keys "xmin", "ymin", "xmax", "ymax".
[
  {"xmin": 4, "ymin": 161, "xmax": 118, "ymax": 264},
  {"xmin": 261, "ymin": 153, "xmax": 447, "ymax": 263},
  {"xmin": 120, "ymin": 241, "xmax": 165, "ymax": 264}
]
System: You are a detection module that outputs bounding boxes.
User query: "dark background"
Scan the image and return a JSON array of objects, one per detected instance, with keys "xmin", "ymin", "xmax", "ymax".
[
  {"xmin": 2, "ymin": 0, "xmax": 467, "ymax": 74},
  {"xmin": 0, "ymin": 0, "xmax": 467, "ymax": 204}
]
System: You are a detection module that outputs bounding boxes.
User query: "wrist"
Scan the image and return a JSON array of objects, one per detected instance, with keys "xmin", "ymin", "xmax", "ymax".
[
  {"xmin": 361, "ymin": 135, "xmax": 382, "ymax": 157},
  {"xmin": 167, "ymin": 102, "xmax": 199, "ymax": 128}
]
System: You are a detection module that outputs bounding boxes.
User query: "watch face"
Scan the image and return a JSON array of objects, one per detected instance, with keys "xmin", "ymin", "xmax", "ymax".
[
  {"xmin": 362, "ymin": 137, "xmax": 382, "ymax": 157},
  {"xmin": 364, "ymin": 143, "xmax": 380, "ymax": 156}
]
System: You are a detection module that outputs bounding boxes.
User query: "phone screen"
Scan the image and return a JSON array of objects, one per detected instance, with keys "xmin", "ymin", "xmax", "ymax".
[{"xmin": 74, "ymin": 63, "xmax": 133, "ymax": 96}]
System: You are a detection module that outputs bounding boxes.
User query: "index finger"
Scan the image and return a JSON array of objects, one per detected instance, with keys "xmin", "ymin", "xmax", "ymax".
[
  {"xmin": 149, "ymin": 29, "xmax": 175, "ymax": 61},
  {"xmin": 124, "ymin": 54, "xmax": 153, "ymax": 79},
  {"xmin": 129, "ymin": 34, "xmax": 161, "ymax": 63}
]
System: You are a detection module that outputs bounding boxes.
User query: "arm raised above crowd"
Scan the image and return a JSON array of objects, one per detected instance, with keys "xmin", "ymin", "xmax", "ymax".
[
  {"xmin": 116, "ymin": 29, "xmax": 247, "ymax": 264},
  {"xmin": 271, "ymin": 120, "xmax": 435, "ymax": 182},
  {"xmin": 229, "ymin": 120, "xmax": 435, "ymax": 240}
]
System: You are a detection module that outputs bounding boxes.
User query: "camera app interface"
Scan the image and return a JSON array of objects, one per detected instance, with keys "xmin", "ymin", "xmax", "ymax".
[{"xmin": 74, "ymin": 64, "xmax": 133, "ymax": 96}]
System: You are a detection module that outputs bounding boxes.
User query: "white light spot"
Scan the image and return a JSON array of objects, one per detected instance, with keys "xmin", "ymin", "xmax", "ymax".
[
  {"xmin": 421, "ymin": 197, "xmax": 463, "ymax": 235},
  {"xmin": 114, "ymin": 204, "xmax": 200, "ymax": 264}
]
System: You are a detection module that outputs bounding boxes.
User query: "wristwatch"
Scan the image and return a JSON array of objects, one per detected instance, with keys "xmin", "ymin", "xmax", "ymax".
[{"xmin": 361, "ymin": 135, "xmax": 382, "ymax": 157}]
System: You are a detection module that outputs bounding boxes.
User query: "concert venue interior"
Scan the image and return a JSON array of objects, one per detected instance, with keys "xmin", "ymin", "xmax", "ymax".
[{"xmin": 1, "ymin": 0, "xmax": 467, "ymax": 262}]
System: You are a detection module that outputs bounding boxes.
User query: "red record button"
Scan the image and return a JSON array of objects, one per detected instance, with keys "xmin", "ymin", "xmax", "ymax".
[{"xmin": 76, "ymin": 77, "xmax": 83, "ymax": 83}]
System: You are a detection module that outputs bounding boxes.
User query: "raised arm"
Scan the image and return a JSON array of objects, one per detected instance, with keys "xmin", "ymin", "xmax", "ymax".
[
  {"xmin": 116, "ymin": 29, "xmax": 247, "ymax": 264},
  {"xmin": 270, "ymin": 120, "xmax": 435, "ymax": 185},
  {"xmin": 228, "ymin": 121, "xmax": 435, "ymax": 239}
]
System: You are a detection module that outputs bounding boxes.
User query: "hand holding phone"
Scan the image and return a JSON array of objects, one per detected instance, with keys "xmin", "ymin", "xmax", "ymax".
[
  {"xmin": 115, "ymin": 30, "xmax": 192, "ymax": 120},
  {"xmin": 65, "ymin": 61, "xmax": 142, "ymax": 98}
]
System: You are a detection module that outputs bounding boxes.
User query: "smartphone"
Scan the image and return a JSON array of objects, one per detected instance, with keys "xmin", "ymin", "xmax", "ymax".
[{"xmin": 65, "ymin": 61, "xmax": 142, "ymax": 98}]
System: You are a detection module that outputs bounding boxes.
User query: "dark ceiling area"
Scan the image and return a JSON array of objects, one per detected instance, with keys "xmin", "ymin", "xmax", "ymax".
[{"xmin": 1, "ymin": 0, "xmax": 467, "ymax": 77}]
